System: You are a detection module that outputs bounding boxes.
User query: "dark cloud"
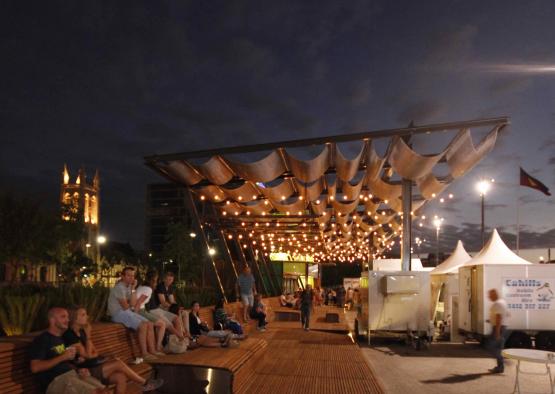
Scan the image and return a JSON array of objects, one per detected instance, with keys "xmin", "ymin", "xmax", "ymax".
[
  {"xmin": 397, "ymin": 101, "xmax": 447, "ymax": 124},
  {"xmin": 489, "ymin": 77, "xmax": 531, "ymax": 96},
  {"xmin": 484, "ymin": 203, "xmax": 509, "ymax": 209},
  {"xmin": 424, "ymin": 25, "xmax": 478, "ymax": 69}
]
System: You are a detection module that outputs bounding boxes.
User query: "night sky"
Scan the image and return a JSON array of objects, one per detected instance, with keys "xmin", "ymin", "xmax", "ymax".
[{"xmin": 1, "ymin": 1, "xmax": 554, "ymax": 253}]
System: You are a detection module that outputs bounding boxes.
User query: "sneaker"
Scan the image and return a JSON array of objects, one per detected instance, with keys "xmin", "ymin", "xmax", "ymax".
[
  {"xmin": 228, "ymin": 340, "xmax": 240, "ymax": 348},
  {"xmin": 142, "ymin": 378, "xmax": 164, "ymax": 392},
  {"xmin": 489, "ymin": 367, "xmax": 504, "ymax": 374},
  {"xmin": 304, "ymin": 327, "xmax": 310, "ymax": 331},
  {"xmin": 257, "ymin": 327, "xmax": 266, "ymax": 332},
  {"xmin": 133, "ymin": 357, "xmax": 144, "ymax": 365}
]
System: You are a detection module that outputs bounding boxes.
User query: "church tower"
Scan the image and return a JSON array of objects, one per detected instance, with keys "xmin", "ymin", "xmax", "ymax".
[{"xmin": 60, "ymin": 165, "xmax": 100, "ymax": 263}]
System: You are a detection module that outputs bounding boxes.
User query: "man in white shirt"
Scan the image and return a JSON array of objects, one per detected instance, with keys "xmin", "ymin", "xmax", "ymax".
[{"xmin": 488, "ymin": 289, "xmax": 509, "ymax": 373}]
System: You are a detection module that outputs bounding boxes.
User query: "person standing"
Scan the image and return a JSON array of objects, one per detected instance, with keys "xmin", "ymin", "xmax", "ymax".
[
  {"xmin": 236, "ymin": 265, "xmax": 257, "ymax": 322},
  {"xmin": 300, "ymin": 285, "xmax": 314, "ymax": 331},
  {"xmin": 487, "ymin": 289, "xmax": 509, "ymax": 373}
]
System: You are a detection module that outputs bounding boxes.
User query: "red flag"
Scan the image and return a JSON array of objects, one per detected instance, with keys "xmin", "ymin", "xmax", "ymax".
[{"xmin": 520, "ymin": 167, "xmax": 551, "ymax": 196}]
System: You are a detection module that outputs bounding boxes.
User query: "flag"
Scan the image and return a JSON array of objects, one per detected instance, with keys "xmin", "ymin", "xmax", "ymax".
[{"xmin": 520, "ymin": 167, "xmax": 551, "ymax": 196}]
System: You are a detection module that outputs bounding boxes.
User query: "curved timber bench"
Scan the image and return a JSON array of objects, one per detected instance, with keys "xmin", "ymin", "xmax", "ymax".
[{"xmin": 0, "ymin": 323, "xmax": 154, "ymax": 394}]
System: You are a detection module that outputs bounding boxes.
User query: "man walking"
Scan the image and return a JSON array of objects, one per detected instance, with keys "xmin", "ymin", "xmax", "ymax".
[
  {"xmin": 488, "ymin": 289, "xmax": 509, "ymax": 373},
  {"xmin": 300, "ymin": 285, "xmax": 314, "ymax": 331},
  {"xmin": 236, "ymin": 265, "xmax": 257, "ymax": 322}
]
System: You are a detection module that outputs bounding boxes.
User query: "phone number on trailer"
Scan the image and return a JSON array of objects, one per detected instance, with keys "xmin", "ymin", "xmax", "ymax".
[{"xmin": 507, "ymin": 303, "xmax": 550, "ymax": 310}]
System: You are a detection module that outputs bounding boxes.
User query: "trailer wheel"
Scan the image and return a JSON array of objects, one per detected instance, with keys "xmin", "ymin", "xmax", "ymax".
[
  {"xmin": 536, "ymin": 332, "xmax": 555, "ymax": 351},
  {"xmin": 506, "ymin": 331, "xmax": 532, "ymax": 349}
]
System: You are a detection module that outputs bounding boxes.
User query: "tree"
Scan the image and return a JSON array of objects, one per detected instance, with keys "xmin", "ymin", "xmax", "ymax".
[
  {"xmin": 162, "ymin": 222, "xmax": 202, "ymax": 284},
  {"xmin": 0, "ymin": 193, "xmax": 53, "ymax": 281}
]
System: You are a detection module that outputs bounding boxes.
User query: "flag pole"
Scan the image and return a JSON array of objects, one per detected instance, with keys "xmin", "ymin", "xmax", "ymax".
[{"xmin": 516, "ymin": 186, "xmax": 520, "ymax": 255}]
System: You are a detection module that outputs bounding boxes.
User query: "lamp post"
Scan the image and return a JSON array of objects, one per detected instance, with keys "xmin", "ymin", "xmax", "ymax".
[
  {"xmin": 433, "ymin": 217, "xmax": 443, "ymax": 265},
  {"xmin": 476, "ymin": 179, "xmax": 493, "ymax": 247}
]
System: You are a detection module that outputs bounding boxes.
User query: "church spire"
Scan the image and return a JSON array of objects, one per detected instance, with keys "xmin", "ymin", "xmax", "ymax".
[{"xmin": 63, "ymin": 164, "xmax": 69, "ymax": 185}]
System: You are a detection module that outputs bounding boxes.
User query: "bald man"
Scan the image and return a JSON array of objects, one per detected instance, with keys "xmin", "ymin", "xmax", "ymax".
[
  {"xmin": 29, "ymin": 307, "xmax": 105, "ymax": 393},
  {"xmin": 487, "ymin": 289, "xmax": 509, "ymax": 373}
]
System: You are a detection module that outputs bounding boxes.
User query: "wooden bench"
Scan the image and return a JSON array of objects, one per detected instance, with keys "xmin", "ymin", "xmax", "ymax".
[
  {"xmin": 0, "ymin": 323, "xmax": 153, "ymax": 394},
  {"xmin": 265, "ymin": 297, "xmax": 301, "ymax": 322},
  {"xmin": 0, "ymin": 299, "xmax": 280, "ymax": 394},
  {"xmin": 325, "ymin": 312, "xmax": 340, "ymax": 323}
]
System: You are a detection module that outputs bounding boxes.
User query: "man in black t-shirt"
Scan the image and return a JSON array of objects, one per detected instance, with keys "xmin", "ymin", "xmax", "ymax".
[{"xmin": 29, "ymin": 307, "xmax": 104, "ymax": 393}]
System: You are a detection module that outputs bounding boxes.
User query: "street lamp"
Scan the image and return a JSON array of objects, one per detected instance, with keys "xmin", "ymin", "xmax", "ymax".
[
  {"xmin": 208, "ymin": 247, "xmax": 216, "ymax": 256},
  {"xmin": 433, "ymin": 217, "xmax": 443, "ymax": 265},
  {"xmin": 476, "ymin": 179, "xmax": 494, "ymax": 247},
  {"xmin": 190, "ymin": 232, "xmax": 197, "ymax": 238},
  {"xmin": 97, "ymin": 235, "xmax": 107, "ymax": 244}
]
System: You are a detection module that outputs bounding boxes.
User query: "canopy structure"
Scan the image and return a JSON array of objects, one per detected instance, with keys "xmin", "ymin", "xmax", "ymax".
[
  {"xmin": 462, "ymin": 229, "xmax": 532, "ymax": 266},
  {"xmin": 146, "ymin": 117, "xmax": 507, "ymax": 266},
  {"xmin": 431, "ymin": 240, "xmax": 471, "ymax": 275}
]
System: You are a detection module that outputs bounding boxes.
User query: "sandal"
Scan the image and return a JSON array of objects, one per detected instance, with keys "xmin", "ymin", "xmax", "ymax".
[{"xmin": 142, "ymin": 378, "xmax": 164, "ymax": 392}]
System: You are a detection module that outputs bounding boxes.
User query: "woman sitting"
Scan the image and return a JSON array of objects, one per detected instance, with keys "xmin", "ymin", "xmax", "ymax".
[
  {"xmin": 63, "ymin": 306, "xmax": 164, "ymax": 393},
  {"xmin": 214, "ymin": 298, "xmax": 245, "ymax": 339},
  {"xmin": 249, "ymin": 294, "xmax": 267, "ymax": 332},
  {"xmin": 188, "ymin": 301, "xmax": 236, "ymax": 347},
  {"xmin": 279, "ymin": 293, "xmax": 294, "ymax": 308}
]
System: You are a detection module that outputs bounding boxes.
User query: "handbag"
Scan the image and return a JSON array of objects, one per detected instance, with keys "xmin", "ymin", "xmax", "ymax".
[{"xmin": 165, "ymin": 335, "xmax": 189, "ymax": 354}]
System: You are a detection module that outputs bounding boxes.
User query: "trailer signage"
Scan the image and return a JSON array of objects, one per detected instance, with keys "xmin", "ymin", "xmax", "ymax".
[{"xmin": 503, "ymin": 278, "xmax": 555, "ymax": 310}]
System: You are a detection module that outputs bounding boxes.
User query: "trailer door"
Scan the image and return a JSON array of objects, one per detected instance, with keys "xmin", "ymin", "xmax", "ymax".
[{"xmin": 471, "ymin": 267, "xmax": 479, "ymax": 333}]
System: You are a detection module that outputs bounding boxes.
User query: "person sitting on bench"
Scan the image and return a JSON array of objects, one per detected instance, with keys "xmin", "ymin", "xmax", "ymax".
[
  {"xmin": 279, "ymin": 293, "xmax": 294, "ymax": 308},
  {"xmin": 214, "ymin": 298, "xmax": 245, "ymax": 338},
  {"xmin": 64, "ymin": 306, "xmax": 164, "ymax": 393},
  {"xmin": 188, "ymin": 301, "xmax": 236, "ymax": 347},
  {"xmin": 250, "ymin": 294, "xmax": 268, "ymax": 332},
  {"xmin": 29, "ymin": 307, "xmax": 105, "ymax": 394},
  {"xmin": 137, "ymin": 270, "xmax": 186, "ymax": 341},
  {"xmin": 108, "ymin": 266, "xmax": 160, "ymax": 361}
]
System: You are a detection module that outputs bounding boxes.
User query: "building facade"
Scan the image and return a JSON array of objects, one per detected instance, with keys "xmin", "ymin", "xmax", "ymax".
[{"xmin": 145, "ymin": 183, "xmax": 192, "ymax": 255}]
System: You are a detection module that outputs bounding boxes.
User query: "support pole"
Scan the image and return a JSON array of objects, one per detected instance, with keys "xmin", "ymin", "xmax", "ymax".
[
  {"xmin": 401, "ymin": 179, "xmax": 412, "ymax": 271},
  {"xmin": 209, "ymin": 203, "xmax": 239, "ymax": 281},
  {"xmin": 247, "ymin": 244, "xmax": 269, "ymax": 296},
  {"xmin": 220, "ymin": 230, "xmax": 239, "ymax": 280},
  {"xmin": 481, "ymin": 194, "xmax": 486, "ymax": 248},
  {"xmin": 516, "ymin": 190, "xmax": 520, "ymax": 255},
  {"xmin": 184, "ymin": 188, "xmax": 227, "ymax": 303},
  {"xmin": 259, "ymin": 252, "xmax": 281, "ymax": 295}
]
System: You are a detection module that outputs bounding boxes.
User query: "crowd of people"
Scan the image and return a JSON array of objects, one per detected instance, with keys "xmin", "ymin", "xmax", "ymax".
[
  {"xmin": 27, "ymin": 263, "xmax": 357, "ymax": 393},
  {"xmin": 28, "ymin": 266, "xmax": 246, "ymax": 393},
  {"xmin": 279, "ymin": 285, "xmax": 361, "ymax": 311}
]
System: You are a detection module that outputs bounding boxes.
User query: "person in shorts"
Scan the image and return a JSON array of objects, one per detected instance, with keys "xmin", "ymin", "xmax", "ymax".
[
  {"xmin": 236, "ymin": 265, "xmax": 257, "ymax": 322},
  {"xmin": 107, "ymin": 266, "xmax": 160, "ymax": 360},
  {"xmin": 64, "ymin": 306, "xmax": 164, "ymax": 392},
  {"xmin": 29, "ymin": 307, "xmax": 105, "ymax": 394},
  {"xmin": 137, "ymin": 270, "xmax": 187, "ymax": 343}
]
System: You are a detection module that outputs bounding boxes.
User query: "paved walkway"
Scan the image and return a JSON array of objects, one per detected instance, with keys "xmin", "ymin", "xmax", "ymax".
[{"xmin": 362, "ymin": 341, "xmax": 555, "ymax": 394}]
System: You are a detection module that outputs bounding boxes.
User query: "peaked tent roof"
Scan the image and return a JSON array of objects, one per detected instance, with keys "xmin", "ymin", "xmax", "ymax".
[
  {"xmin": 431, "ymin": 240, "xmax": 471, "ymax": 275},
  {"xmin": 462, "ymin": 229, "xmax": 532, "ymax": 266}
]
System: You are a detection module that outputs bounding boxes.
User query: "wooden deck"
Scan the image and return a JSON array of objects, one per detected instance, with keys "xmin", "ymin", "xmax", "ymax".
[{"xmin": 239, "ymin": 327, "xmax": 384, "ymax": 394}]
